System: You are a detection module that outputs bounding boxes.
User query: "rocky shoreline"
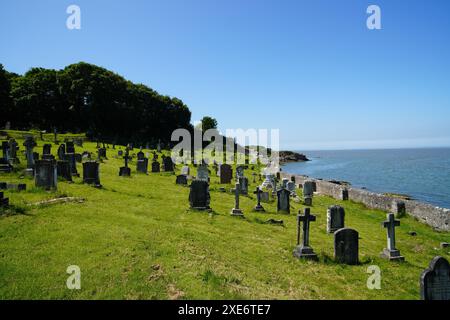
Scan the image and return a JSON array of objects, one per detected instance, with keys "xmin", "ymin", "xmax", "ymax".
[{"xmin": 279, "ymin": 151, "xmax": 310, "ymax": 164}]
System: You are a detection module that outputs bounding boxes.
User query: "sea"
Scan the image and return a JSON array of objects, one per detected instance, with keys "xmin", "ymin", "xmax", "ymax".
[{"xmin": 281, "ymin": 148, "xmax": 450, "ymax": 209}]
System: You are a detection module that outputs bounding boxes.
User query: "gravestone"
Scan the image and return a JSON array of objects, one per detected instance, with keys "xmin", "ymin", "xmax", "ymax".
[
  {"xmin": 0, "ymin": 158, "xmax": 12, "ymax": 173},
  {"xmin": 176, "ymin": 174, "xmax": 188, "ymax": 185},
  {"xmin": 236, "ymin": 166, "xmax": 245, "ymax": 179},
  {"xmin": 253, "ymin": 187, "xmax": 265, "ymax": 212},
  {"xmin": 0, "ymin": 191, "xmax": 9, "ymax": 208},
  {"xmin": 98, "ymin": 147, "xmax": 107, "ymax": 159},
  {"xmin": 66, "ymin": 141, "xmax": 75, "ymax": 154},
  {"xmin": 287, "ymin": 181, "xmax": 296, "ymax": 194},
  {"xmin": 189, "ymin": 180, "xmax": 210, "ymax": 210},
  {"xmin": 83, "ymin": 161, "xmax": 102, "ymax": 187},
  {"xmin": 8, "ymin": 139, "xmax": 18, "ymax": 163},
  {"xmin": 151, "ymin": 160, "xmax": 160, "ymax": 173},
  {"xmin": 261, "ymin": 174, "xmax": 275, "ymax": 189},
  {"xmin": 260, "ymin": 191, "xmax": 270, "ymax": 203},
  {"xmin": 42, "ymin": 144, "xmax": 53, "ymax": 160},
  {"xmin": 293, "ymin": 208, "xmax": 318, "ymax": 260},
  {"xmin": 137, "ymin": 151, "xmax": 145, "ymax": 160},
  {"xmin": 137, "ymin": 158, "xmax": 149, "ymax": 174},
  {"xmin": 392, "ymin": 200, "xmax": 406, "ymax": 218},
  {"xmin": 57, "ymin": 160, "xmax": 73, "ymax": 182},
  {"xmin": 75, "ymin": 153, "xmax": 82, "ymax": 163},
  {"xmin": 35, "ymin": 160, "xmax": 57, "ymax": 190},
  {"xmin": 380, "ymin": 213, "xmax": 405, "ymax": 261},
  {"xmin": 64, "ymin": 152, "xmax": 78, "ymax": 177},
  {"xmin": 219, "ymin": 164, "xmax": 232, "ymax": 184},
  {"xmin": 334, "ymin": 228, "xmax": 359, "ymax": 265},
  {"xmin": 327, "ymin": 205, "xmax": 345, "ymax": 233},
  {"xmin": 162, "ymin": 156, "xmax": 174, "ymax": 172},
  {"xmin": 303, "ymin": 180, "xmax": 314, "ymax": 206},
  {"xmin": 119, "ymin": 149, "xmax": 131, "ymax": 176},
  {"xmin": 231, "ymin": 182, "xmax": 244, "ymax": 216},
  {"xmin": 118, "ymin": 150, "xmax": 123, "ymax": 157},
  {"xmin": 420, "ymin": 256, "xmax": 450, "ymax": 300},
  {"xmin": 57, "ymin": 144, "xmax": 66, "ymax": 160},
  {"xmin": 281, "ymin": 178, "xmax": 289, "ymax": 189},
  {"xmin": 1, "ymin": 141, "xmax": 10, "ymax": 161},
  {"xmin": 196, "ymin": 164, "xmax": 209, "ymax": 182},
  {"xmin": 238, "ymin": 177, "xmax": 248, "ymax": 195},
  {"xmin": 181, "ymin": 165, "xmax": 190, "ymax": 176},
  {"xmin": 277, "ymin": 188, "xmax": 290, "ymax": 213},
  {"xmin": 23, "ymin": 136, "xmax": 37, "ymax": 175}
]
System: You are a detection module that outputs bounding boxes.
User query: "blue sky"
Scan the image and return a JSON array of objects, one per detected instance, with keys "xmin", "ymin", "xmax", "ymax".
[{"xmin": 1, "ymin": 0, "xmax": 449, "ymax": 150}]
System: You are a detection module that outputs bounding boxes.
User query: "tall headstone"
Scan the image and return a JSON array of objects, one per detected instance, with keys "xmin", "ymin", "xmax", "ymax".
[
  {"xmin": 197, "ymin": 164, "xmax": 209, "ymax": 182},
  {"xmin": 35, "ymin": 160, "xmax": 57, "ymax": 190},
  {"xmin": 380, "ymin": 213, "xmax": 405, "ymax": 261},
  {"xmin": 334, "ymin": 228, "xmax": 359, "ymax": 265},
  {"xmin": 219, "ymin": 164, "xmax": 232, "ymax": 184},
  {"xmin": 277, "ymin": 188, "xmax": 290, "ymax": 213},
  {"xmin": 238, "ymin": 176, "xmax": 248, "ymax": 195},
  {"xmin": 420, "ymin": 256, "xmax": 450, "ymax": 300},
  {"xmin": 327, "ymin": 205, "xmax": 345, "ymax": 233},
  {"xmin": 42, "ymin": 144, "xmax": 53, "ymax": 160},
  {"xmin": 119, "ymin": 148, "xmax": 131, "ymax": 176},
  {"xmin": 293, "ymin": 208, "xmax": 318, "ymax": 260},
  {"xmin": 253, "ymin": 187, "xmax": 265, "ymax": 212},
  {"xmin": 189, "ymin": 180, "xmax": 210, "ymax": 210},
  {"xmin": 83, "ymin": 161, "xmax": 102, "ymax": 187},
  {"xmin": 8, "ymin": 139, "xmax": 18, "ymax": 163},
  {"xmin": 162, "ymin": 156, "xmax": 174, "ymax": 172},
  {"xmin": 303, "ymin": 180, "xmax": 314, "ymax": 206},
  {"xmin": 236, "ymin": 166, "xmax": 245, "ymax": 179},
  {"xmin": 23, "ymin": 136, "xmax": 37, "ymax": 175},
  {"xmin": 231, "ymin": 182, "xmax": 244, "ymax": 216},
  {"xmin": 287, "ymin": 181, "xmax": 296, "ymax": 195},
  {"xmin": 57, "ymin": 144, "xmax": 66, "ymax": 160},
  {"xmin": 1, "ymin": 141, "xmax": 10, "ymax": 161},
  {"xmin": 57, "ymin": 160, "xmax": 73, "ymax": 182}
]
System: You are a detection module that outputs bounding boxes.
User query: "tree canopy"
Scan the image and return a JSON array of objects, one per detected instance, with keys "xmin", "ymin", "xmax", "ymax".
[{"xmin": 1, "ymin": 62, "xmax": 193, "ymax": 146}]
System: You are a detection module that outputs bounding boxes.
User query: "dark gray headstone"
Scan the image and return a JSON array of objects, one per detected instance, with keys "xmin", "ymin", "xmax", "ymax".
[
  {"xmin": 35, "ymin": 160, "xmax": 57, "ymax": 190},
  {"xmin": 176, "ymin": 174, "xmax": 188, "ymax": 185},
  {"xmin": 334, "ymin": 228, "xmax": 359, "ymax": 265},
  {"xmin": 57, "ymin": 160, "xmax": 73, "ymax": 182},
  {"xmin": 420, "ymin": 256, "xmax": 450, "ymax": 300},
  {"xmin": 189, "ymin": 180, "xmax": 210, "ymax": 210},
  {"xmin": 83, "ymin": 161, "xmax": 102, "ymax": 187},
  {"xmin": 0, "ymin": 191, "xmax": 9, "ymax": 207},
  {"xmin": 151, "ymin": 161, "xmax": 160, "ymax": 173},
  {"xmin": 219, "ymin": 164, "xmax": 232, "ymax": 184},
  {"xmin": 197, "ymin": 164, "xmax": 209, "ymax": 182},
  {"xmin": 303, "ymin": 180, "xmax": 314, "ymax": 198},
  {"xmin": 327, "ymin": 205, "xmax": 345, "ymax": 233},
  {"xmin": 277, "ymin": 188, "xmax": 290, "ymax": 213},
  {"xmin": 162, "ymin": 156, "xmax": 174, "ymax": 172},
  {"xmin": 238, "ymin": 176, "xmax": 248, "ymax": 195},
  {"xmin": 136, "ymin": 158, "xmax": 148, "ymax": 174}
]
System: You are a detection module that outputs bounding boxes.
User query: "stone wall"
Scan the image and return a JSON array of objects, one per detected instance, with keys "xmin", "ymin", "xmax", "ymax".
[{"xmin": 280, "ymin": 172, "xmax": 450, "ymax": 232}]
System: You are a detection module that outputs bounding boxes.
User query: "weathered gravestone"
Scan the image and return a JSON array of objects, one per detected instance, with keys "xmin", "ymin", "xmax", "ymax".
[
  {"xmin": 231, "ymin": 182, "xmax": 244, "ymax": 216},
  {"xmin": 196, "ymin": 164, "xmax": 209, "ymax": 182},
  {"xmin": 327, "ymin": 205, "xmax": 345, "ymax": 233},
  {"xmin": 0, "ymin": 191, "xmax": 9, "ymax": 208},
  {"xmin": 57, "ymin": 144, "xmax": 66, "ymax": 160},
  {"xmin": 176, "ymin": 174, "xmax": 188, "ymax": 185},
  {"xmin": 277, "ymin": 188, "xmax": 290, "ymax": 214},
  {"xmin": 137, "ymin": 150, "xmax": 145, "ymax": 160},
  {"xmin": 1, "ymin": 141, "xmax": 10, "ymax": 161},
  {"xmin": 303, "ymin": 180, "xmax": 314, "ymax": 206},
  {"xmin": 137, "ymin": 158, "xmax": 149, "ymax": 174},
  {"xmin": 42, "ymin": 144, "xmax": 54, "ymax": 160},
  {"xmin": 293, "ymin": 208, "xmax": 318, "ymax": 260},
  {"xmin": 151, "ymin": 160, "xmax": 160, "ymax": 173},
  {"xmin": 287, "ymin": 181, "xmax": 296, "ymax": 195},
  {"xmin": 98, "ymin": 147, "xmax": 107, "ymax": 159},
  {"xmin": 238, "ymin": 176, "xmax": 248, "ymax": 195},
  {"xmin": 64, "ymin": 152, "xmax": 78, "ymax": 177},
  {"xmin": 253, "ymin": 186, "xmax": 265, "ymax": 212},
  {"xmin": 23, "ymin": 136, "xmax": 37, "ymax": 175},
  {"xmin": 83, "ymin": 161, "xmax": 102, "ymax": 187},
  {"xmin": 236, "ymin": 166, "xmax": 245, "ymax": 179},
  {"xmin": 420, "ymin": 256, "xmax": 450, "ymax": 300},
  {"xmin": 35, "ymin": 160, "xmax": 57, "ymax": 190},
  {"xmin": 260, "ymin": 191, "xmax": 270, "ymax": 203},
  {"xmin": 189, "ymin": 180, "xmax": 210, "ymax": 210},
  {"xmin": 380, "ymin": 213, "xmax": 405, "ymax": 261},
  {"xmin": 219, "ymin": 164, "xmax": 232, "ymax": 184},
  {"xmin": 8, "ymin": 139, "xmax": 19, "ymax": 163},
  {"xmin": 281, "ymin": 178, "xmax": 289, "ymax": 189},
  {"xmin": 57, "ymin": 160, "xmax": 73, "ymax": 182},
  {"xmin": 162, "ymin": 156, "xmax": 174, "ymax": 172},
  {"xmin": 334, "ymin": 228, "xmax": 359, "ymax": 265}
]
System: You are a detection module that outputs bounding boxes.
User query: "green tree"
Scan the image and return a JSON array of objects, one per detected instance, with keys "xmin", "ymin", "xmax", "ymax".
[
  {"xmin": 0, "ymin": 64, "xmax": 13, "ymax": 128},
  {"xmin": 199, "ymin": 116, "xmax": 218, "ymax": 132}
]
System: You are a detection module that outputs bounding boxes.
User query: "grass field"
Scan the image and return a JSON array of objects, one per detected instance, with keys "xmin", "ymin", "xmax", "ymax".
[{"xmin": 0, "ymin": 132, "xmax": 449, "ymax": 300}]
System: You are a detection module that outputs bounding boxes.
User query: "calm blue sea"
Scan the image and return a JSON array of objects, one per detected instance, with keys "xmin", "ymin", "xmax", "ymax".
[{"xmin": 282, "ymin": 148, "xmax": 450, "ymax": 209}]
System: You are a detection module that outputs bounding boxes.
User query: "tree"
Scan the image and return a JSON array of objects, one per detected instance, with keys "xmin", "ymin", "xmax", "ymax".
[
  {"xmin": 199, "ymin": 116, "xmax": 218, "ymax": 132},
  {"xmin": 0, "ymin": 64, "xmax": 13, "ymax": 128}
]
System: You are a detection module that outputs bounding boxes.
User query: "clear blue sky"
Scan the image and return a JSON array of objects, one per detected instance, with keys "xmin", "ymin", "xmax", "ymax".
[{"xmin": 1, "ymin": 0, "xmax": 449, "ymax": 150}]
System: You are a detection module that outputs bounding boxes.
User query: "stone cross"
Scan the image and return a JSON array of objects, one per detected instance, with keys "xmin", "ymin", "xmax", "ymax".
[
  {"xmin": 381, "ymin": 213, "xmax": 405, "ymax": 261},
  {"xmin": 253, "ymin": 186, "xmax": 265, "ymax": 212},
  {"xmin": 124, "ymin": 148, "xmax": 130, "ymax": 168},
  {"xmin": 23, "ymin": 136, "xmax": 36, "ymax": 170},
  {"xmin": 231, "ymin": 182, "xmax": 244, "ymax": 216},
  {"xmin": 293, "ymin": 208, "xmax": 318, "ymax": 260}
]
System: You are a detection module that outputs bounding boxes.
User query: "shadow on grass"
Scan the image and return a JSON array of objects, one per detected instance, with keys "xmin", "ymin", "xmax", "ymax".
[{"xmin": 0, "ymin": 204, "xmax": 32, "ymax": 217}]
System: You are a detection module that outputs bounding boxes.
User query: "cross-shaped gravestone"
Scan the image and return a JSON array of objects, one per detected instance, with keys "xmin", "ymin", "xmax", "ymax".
[
  {"xmin": 119, "ymin": 148, "xmax": 132, "ymax": 176},
  {"xmin": 231, "ymin": 182, "xmax": 244, "ymax": 217},
  {"xmin": 23, "ymin": 136, "xmax": 37, "ymax": 173},
  {"xmin": 253, "ymin": 186, "xmax": 265, "ymax": 212},
  {"xmin": 293, "ymin": 208, "xmax": 318, "ymax": 260},
  {"xmin": 380, "ymin": 213, "xmax": 405, "ymax": 261}
]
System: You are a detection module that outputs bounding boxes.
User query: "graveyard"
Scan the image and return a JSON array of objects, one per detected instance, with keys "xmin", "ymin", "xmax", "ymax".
[{"xmin": 0, "ymin": 130, "xmax": 449, "ymax": 300}]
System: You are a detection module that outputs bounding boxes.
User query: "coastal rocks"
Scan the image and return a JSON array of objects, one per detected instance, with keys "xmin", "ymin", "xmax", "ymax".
[{"xmin": 278, "ymin": 151, "xmax": 309, "ymax": 164}]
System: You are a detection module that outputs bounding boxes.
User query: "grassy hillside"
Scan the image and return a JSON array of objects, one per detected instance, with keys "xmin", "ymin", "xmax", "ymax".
[{"xmin": 0, "ymin": 133, "xmax": 449, "ymax": 300}]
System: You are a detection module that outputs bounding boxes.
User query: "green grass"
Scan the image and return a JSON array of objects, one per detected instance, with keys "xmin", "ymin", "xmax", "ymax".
[{"xmin": 0, "ymin": 133, "xmax": 449, "ymax": 300}]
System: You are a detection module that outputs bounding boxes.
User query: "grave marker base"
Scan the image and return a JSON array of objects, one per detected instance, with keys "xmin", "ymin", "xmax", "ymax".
[
  {"xmin": 293, "ymin": 245, "xmax": 318, "ymax": 261},
  {"xmin": 380, "ymin": 248, "xmax": 405, "ymax": 262}
]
